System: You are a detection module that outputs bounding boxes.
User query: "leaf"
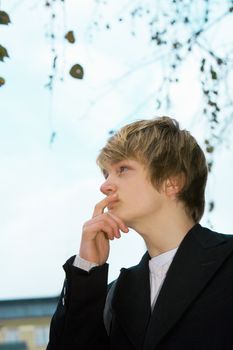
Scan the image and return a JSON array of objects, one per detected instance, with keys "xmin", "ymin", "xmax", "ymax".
[
  {"xmin": 206, "ymin": 145, "xmax": 214, "ymax": 153},
  {"xmin": 65, "ymin": 31, "xmax": 75, "ymax": 44},
  {"xmin": 208, "ymin": 100, "xmax": 216, "ymax": 107},
  {"xmin": 0, "ymin": 11, "xmax": 11, "ymax": 25},
  {"xmin": 0, "ymin": 45, "xmax": 9, "ymax": 61},
  {"xmin": 0, "ymin": 77, "xmax": 5, "ymax": 86},
  {"xmin": 50, "ymin": 131, "xmax": 57, "ymax": 145},
  {"xmin": 69, "ymin": 64, "xmax": 84, "ymax": 79},
  {"xmin": 210, "ymin": 66, "xmax": 217, "ymax": 80},
  {"xmin": 208, "ymin": 161, "xmax": 213, "ymax": 172},
  {"xmin": 200, "ymin": 58, "xmax": 206, "ymax": 72},
  {"xmin": 216, "ymin": 57, "xmax": 223, "ymax": 65},
  {"xmin": 208, "ymin": 201, "xmax": 214, "ymax": 212},
  {"xmin": 52, "ymin": 55, "xmax": 57, "ymax": 69},
  {"xmin": 155, "ymin": 99, "xmax": 161, "ymax": 109},
  {"xmin": 172, "ymin": 41, "xmax": 182, "ymax": 49}
]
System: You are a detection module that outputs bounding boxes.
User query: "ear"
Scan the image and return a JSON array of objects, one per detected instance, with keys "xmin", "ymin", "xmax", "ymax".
[{"xmin": 164, "ymin": 174, "xmax": 185, "ymax": 199}]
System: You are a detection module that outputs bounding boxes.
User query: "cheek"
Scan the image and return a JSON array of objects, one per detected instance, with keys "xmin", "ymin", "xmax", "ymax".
[{"xmin": 138, "ymin": 190, "xmax": 163, "ymax": 209}]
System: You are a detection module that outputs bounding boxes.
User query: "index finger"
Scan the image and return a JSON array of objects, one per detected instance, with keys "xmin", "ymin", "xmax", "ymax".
[{"xmin": 92, "ymin": 194, "xmax": 118, "ymax": 218}]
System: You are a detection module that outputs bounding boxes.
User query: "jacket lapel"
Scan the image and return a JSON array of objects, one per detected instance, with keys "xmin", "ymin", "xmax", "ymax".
[
  {"xmin": 112, "ymin": 253, "xmax": 151, "ymax": 349},
  {"xmin": 143, "ymin": 224, "xmax": 233, "ymax": 349}
]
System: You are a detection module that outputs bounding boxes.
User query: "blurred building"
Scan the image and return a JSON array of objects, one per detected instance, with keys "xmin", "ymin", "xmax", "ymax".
[{"xmin": 0, "ymin": 297, "xmax": 59, "ymax": 350}]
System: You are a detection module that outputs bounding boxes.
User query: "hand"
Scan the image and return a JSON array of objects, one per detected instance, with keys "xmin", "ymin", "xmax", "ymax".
[{"xmin": 79, "ymin": 194, "xmax": 129, "ymax": 265}]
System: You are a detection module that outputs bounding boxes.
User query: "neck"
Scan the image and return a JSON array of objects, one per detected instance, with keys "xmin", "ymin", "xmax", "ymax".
[{"xmin": 131, "ymin": 204, "xmax": 195, "ymax": 257}]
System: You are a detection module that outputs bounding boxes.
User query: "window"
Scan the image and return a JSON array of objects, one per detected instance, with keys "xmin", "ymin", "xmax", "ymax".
[
  {"xmin": 5, "ymin": 328, "xmax": 19, "ymax": 342},
  {"xmin": 35, "ymin": 326, "xmax": 49, "ymax": 347}
]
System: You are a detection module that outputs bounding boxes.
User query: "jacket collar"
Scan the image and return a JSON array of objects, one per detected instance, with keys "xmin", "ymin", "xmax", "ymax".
[{"xmin": 112, "ymin": 224, "xmax": 233, "ymax": 349}]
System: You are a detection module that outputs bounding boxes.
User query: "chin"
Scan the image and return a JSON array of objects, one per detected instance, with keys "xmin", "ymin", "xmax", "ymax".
[
  {"xmin": 109, "ymin": 207, "xmax": 127, "ymax": 221},
  {"xmin": 116, "ymin": 212, "xmax": 135, "ymax": 228}
]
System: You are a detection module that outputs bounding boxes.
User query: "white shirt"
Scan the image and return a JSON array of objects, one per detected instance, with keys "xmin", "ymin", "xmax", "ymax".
[
  {"xmin": 149, "ymin": 247, "xmax": 178, "ymax": 309},
  {"xmin": 73, "ymin": 247, "xmax": 178, "ymax": 310},
  {"xmin": 73, "ymin": 254, "xmax": 99, "ymax": 271}
]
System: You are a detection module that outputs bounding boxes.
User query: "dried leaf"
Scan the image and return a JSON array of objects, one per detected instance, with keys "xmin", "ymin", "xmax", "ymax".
[
  {"xmin": 0, "ymin": 11, "xmax": 11, "ymax": 25},
  {"xmin": 208, "ymin": 161, "xmax": 213, "ymax": 172},
  {"xmin": 172, "ymin": 41, "xmax": 182, "ymax": 49},
  {"xmin": 209, "ymin": 201, "xmax": 215, "ymax": 212},
  {"xmin": 0, "ymin": 45, "xmax": 9, "ymax": 61},
  {"xmin": 65, "ymin": 31, "xmax": 75, "ymax": 44},
  {"xmin": 200, "ymin": 58, "xmax": 206, "ymax": 72},
  {"xmin": 69, "ymin": 64, "xmax": 84, "ymax": 79},
  {"xmin": 210, "ymin": 66, "xmax": 217, "ymax": 80},
  {"xmin": 50, "ymin": 131, "xmax": 57, "ymax": 145},
  {"xmin": 0, "ymin": 77, "xmax": 5, "ymax": 86},
  {"xmin": 206, "ymin": 145, "xmax": 214, "ymax": 153},
  {"xmin": 155, "ymin": 99, "xmax": 161, "ymax": 109},
  {"xmin": 216, "ymin": 57, "xmax": 223, "ymax": 65},
  {"xmin": 52, "ymin": 55, "xmax": 57, "ymax": 69}
]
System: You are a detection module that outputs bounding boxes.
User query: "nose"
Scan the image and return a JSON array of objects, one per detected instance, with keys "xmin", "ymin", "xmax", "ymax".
[{"xmin": 100, "ymin": 179, "xmax": 117, "ymax": 196}]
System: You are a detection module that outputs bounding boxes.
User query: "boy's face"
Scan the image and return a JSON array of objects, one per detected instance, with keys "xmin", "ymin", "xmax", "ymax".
[{"xmin": 100, "ymin": 159, "xmax": 167, "ymax": 229}]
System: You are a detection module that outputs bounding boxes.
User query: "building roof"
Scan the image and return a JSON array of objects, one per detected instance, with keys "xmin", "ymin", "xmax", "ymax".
[
  {"xmin": 0, "ymin": 296, "xmax": 59, "ymax": 320},
  {"xmin": 0, "ymin": 342, "xmax": 27, "ymax": 349}
]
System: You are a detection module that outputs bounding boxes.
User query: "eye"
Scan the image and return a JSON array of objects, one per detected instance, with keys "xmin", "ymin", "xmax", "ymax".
[
  {"xmin": 102, "ymin": 169, "xmax": 109, "ymax": 179},
  {"xmin": 119, "ymin": 166, "xmax": 128, "ymax": 174}
]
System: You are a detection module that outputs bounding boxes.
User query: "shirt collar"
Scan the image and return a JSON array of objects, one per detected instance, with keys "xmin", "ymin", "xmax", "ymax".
[{"xmin": 149, "ymin": 247, "xmax": 178, "ymax": 269}]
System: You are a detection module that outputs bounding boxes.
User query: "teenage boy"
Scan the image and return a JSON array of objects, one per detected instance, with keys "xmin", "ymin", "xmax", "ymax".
[{"xmin": 47, "ymin": 116, "xmax": 233, "ymax": 350}]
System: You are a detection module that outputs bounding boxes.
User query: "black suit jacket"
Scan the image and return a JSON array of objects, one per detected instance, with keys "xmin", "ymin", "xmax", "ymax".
[{"xmin": 47, "ymin": 224, "xmax": 233, "ymax": 349}]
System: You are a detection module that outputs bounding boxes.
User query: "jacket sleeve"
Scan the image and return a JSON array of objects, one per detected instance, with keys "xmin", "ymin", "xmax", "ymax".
[{"xmin": 47, "ymin": 256, "xmax": 110, "ymax": 350}]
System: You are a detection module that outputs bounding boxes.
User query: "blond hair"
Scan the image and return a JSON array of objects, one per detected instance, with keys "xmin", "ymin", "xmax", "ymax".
[{"xmin": 97, "ymin": 116, "xmax": 208, "ymax": 222}]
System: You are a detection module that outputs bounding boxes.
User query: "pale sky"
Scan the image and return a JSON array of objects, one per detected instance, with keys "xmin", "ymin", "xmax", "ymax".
[{"xmin": 0, "ymin": 0, "xmax": 232, "ymax": 300}]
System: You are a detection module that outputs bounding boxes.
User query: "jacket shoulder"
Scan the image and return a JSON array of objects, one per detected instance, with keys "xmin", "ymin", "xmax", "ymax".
[{"xmin": 194, "ymin": 224, "xmax": 233, "ymax": 247}]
